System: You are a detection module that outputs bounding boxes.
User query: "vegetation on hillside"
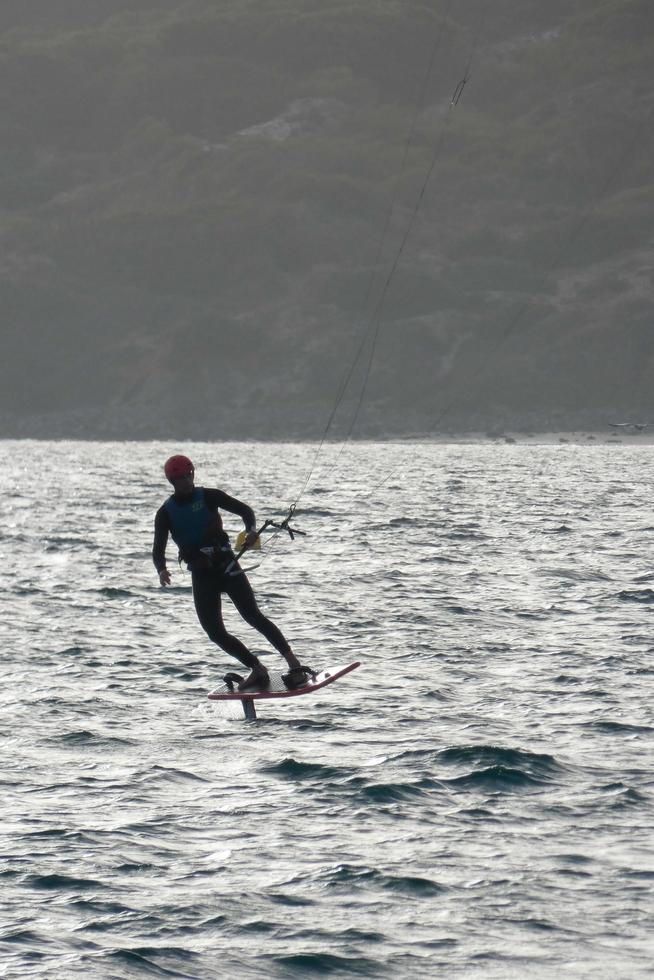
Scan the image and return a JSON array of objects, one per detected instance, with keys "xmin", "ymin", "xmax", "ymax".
[{"xmin": 0, "ymin": 0, "xmax": 652, "ymax": 435}]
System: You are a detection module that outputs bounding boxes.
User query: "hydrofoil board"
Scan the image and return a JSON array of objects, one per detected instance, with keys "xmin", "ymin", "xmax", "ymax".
[{"xmin": 208, "ymin": 661, "xmax": 360, "ymax": 703}]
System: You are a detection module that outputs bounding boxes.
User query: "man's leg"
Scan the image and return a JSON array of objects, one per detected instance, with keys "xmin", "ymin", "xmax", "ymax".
[
  {"xmin": 223, "ymin": 572, "xmax": 301, "ymax": 670},
  {"xmin": 192, "ymin": 571, "xmax": 262, "ymax": 671}
]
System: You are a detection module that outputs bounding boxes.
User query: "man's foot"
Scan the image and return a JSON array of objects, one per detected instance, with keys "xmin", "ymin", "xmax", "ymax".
[
  {"xmin": 238, "ymin": 666, "xmax": 270, "ymax": 692},
  {"xmin": 282, "ymin": 666, "xmax": 316, "ymax": 690},
  {"xmin": 283, "ymin": 649, "xmax": 302, "ymax": 672}
]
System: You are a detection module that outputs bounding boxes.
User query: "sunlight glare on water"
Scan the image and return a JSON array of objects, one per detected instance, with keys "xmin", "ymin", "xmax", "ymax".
[{"xmin": 1, "ymin": 440, "xmax": 653, "ymax": 978}]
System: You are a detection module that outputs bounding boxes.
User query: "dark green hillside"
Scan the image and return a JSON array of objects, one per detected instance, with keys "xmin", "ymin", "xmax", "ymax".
[{"xmin": 0, "ymin": 0, "xmax": 652, "ymax": 437}]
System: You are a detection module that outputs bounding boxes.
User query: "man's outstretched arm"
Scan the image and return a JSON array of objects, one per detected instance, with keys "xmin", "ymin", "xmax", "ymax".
[{"xmin": 152, "ymin": 506, "xmax": 171, "ymax": 584}]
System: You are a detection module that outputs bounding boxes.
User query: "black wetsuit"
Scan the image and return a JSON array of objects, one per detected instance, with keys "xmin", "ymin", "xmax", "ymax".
[{"xmin": 152, "ymin": 488, "xmax": 290, "ymax": 670}]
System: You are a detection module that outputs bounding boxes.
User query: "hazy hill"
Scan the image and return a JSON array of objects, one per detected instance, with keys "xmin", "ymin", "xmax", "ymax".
[{"xmin": 1, "ymin": 0, "xmax": 652, "ymax": 438}]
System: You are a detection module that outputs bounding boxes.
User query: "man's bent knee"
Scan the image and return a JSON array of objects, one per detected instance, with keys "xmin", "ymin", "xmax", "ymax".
[{"xmin": 203, "ymin": 626, "xmax": 231, "ymax": 648}]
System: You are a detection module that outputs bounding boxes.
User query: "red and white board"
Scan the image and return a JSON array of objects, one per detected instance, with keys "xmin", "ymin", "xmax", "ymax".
[{"xmin": 208, "ymin": 661, "xmax": 360, "ymax": 710}]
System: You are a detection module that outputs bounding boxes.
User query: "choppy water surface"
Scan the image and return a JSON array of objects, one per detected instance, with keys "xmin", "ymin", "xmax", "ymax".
[{"xmin": 1, "ymin": 440, "xmax": 653, "ymax": 978}]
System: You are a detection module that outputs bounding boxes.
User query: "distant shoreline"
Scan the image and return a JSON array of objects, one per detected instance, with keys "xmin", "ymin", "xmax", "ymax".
[{"xmin": 1, "ymin": 430, "xmax": 653, "ymax": 446}]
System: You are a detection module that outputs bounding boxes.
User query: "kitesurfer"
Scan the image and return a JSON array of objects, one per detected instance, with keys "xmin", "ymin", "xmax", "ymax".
[{"xmin": 152, "ymin": 454, "xmax": 309, "ymax": 691}]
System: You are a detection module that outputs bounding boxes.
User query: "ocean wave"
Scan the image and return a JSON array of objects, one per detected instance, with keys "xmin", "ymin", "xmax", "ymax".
[
  {"xmin": 432, "ymin": 745, "xmax": 566, "ymax": 792},
  {"xmin": 443, "ymin": 766, "xmax": 548, "ymax": 790},
  {"xmin": 585, "ymin": 720, "xmax": 653, "ymax": 734},
  {"xmin": 93, "ymin": 587, "xmax": 137, "ymax": 599},
  {"xmin": 23, "ymin": 873, "xmax": 105, "ymax": 892},
  {"xmin": 100, "ymin": 948, "xmax": 200, "ymax": 978},
  {"xmin": 436, "ymin": 745, "xmax": 564, "ymax": 776},
  {"xmin": 271, "ymin": 951, "xmax": 381, "ymax": 976},
  {"xmin": 140, "ymin": 766, "xmax": 210, "ymax": 784},
  {"xmin": 354, "ymin": 778, "xmax": 438, "ymax": 803},
  {"xmin": 48, "ymin": 730, "xmax": 136, "ymax": 747},
  {"xmin": 264, "ymin": 758, "xmax": 347, "ymax": 781},
  {"xmin": 314, "ymin": 863, "xmax": 447, "ymax": 896},
  {"xmin": 617, "ymin": 589, "xmax": 654, "ymax": 603},
  {"xmin": 596, "ymin": 782, "xmax": 649, "ymax": 807},
  {"xmin": 44, "ymin": 536, "xmax": 96, "ymax": 550}
]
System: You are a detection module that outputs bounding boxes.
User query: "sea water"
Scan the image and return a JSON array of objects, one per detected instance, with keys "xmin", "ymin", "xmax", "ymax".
[{"xmin": 1, "ymin": 440, "xmax": 653, "ymax": 978}]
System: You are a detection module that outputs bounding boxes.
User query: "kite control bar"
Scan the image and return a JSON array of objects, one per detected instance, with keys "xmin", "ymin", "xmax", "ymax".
[
  {"xmin": 266, "ymin": 504, "xmax": 306, "ymax": 542},
  {"xmin": 224, "ymin": 504, "xmax": 306, "ymax": 574}
]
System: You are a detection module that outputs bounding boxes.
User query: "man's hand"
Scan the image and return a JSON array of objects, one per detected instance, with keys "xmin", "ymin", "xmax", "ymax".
[
  {"xmin": 159, "ymin": 568, "xmax": 171, "ymax": 586},
  {"xmin": 236, "ymin": 529, "xmax": 261, "ymax": 550},
  {"xmin": 244, "ymin": 530, "xmax": 260, "ymax": 549}
]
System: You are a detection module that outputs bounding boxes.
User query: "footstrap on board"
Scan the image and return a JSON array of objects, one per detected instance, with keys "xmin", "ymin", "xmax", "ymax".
[
  {"xmin": 223, "ymin": 672, "xmax": 245, "ymax": 692},
  {"xmin": 282, "ymin": 665, "xmax": 317, "ymax": 690}
]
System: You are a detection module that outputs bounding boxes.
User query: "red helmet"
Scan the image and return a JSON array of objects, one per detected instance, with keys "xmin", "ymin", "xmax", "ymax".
[{"xmin": 164, "ymin": 454, "xmax": 194, "ymax": 483}]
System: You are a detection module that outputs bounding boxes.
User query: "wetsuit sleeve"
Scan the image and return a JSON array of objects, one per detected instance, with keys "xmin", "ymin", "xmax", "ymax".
[
  {"xmin": 204, "ymin": 489, "xmax": 256, "ymax": 531},
  {"xmin": 152, "ymin": 505, "xmax": 171, "ymax": 572}
]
